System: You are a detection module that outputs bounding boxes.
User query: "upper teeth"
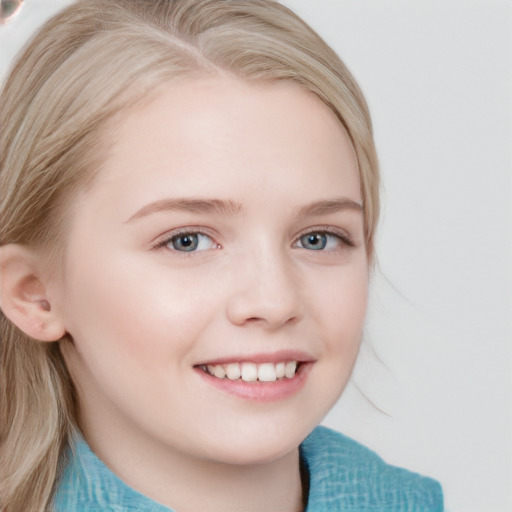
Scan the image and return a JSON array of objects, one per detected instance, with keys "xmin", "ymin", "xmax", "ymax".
[{"xmin": 205, "ymin": 361, "xmax": 298, "ymax": 382}]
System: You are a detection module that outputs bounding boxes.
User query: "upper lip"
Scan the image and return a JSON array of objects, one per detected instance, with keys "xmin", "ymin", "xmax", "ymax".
[{"xmin": 194, "ymin": 349, "xmax": 316, "ymax": 366}]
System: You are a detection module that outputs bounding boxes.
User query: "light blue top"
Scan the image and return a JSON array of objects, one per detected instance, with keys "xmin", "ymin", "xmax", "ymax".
[{"xmin": 54, "ymin": 426, "xmax": 443, "ymax": 511}]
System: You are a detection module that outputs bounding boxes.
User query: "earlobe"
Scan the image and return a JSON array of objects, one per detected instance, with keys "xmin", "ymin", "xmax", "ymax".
[{"xmin": 0, "ymin": 244, "xmax": 66, "ymax": 342}]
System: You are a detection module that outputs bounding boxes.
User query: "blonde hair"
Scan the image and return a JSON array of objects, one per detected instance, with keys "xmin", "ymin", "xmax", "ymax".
[{"xmin": 0, "ymin": 1, "xmax": 379, "ymax": 510}]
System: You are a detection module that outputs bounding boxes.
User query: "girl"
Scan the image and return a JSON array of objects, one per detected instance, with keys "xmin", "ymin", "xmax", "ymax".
[{"xmin": 0, "ymin": 1, "xmax": 444, "ymax": 511}]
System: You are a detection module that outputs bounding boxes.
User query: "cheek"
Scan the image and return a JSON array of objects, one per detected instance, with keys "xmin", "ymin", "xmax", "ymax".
[
  {"xmin": 60, "ymin": 252, "xmax": 213, "ymax": 372},
  {"xmin": 58, "ymin": 255, "xmax": 217, "ymax": 432},
  {"xmin": 296, "ymin": 260, "xmax": 368, "ymax": 422},
  {"xmin": 313, "ymin": 261, "xmax": 368, "ymax": 348}
]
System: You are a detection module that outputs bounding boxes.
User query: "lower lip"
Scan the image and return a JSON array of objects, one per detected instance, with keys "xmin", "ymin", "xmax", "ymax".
[{"xmin": 195, "ymin": 363, "xmax": 313, "ymax": 402}]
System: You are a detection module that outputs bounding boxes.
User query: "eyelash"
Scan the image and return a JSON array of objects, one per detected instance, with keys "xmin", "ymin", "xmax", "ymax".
[
  {"xmin": 295, "ymin": 227, "xmax": 354, "ymax": 251},
  {"xmin": 151, "ymin": 228, "xmax": 217, "ymax": 253},
  {"xmin": 151, "ymin": 226, "xmax": 354, "ymax": 254}
]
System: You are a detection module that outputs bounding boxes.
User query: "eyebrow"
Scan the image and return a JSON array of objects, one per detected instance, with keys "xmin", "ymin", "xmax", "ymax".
[
  {"xmin": 125, "ymin": 197, "xmax": 363, "ymax": 223},
  {"xmin": 296, "ymin": 198, "xmax": 363, "ymax": 218},
  {"xmin": 125, "ymin": 198, "xmax": 245, "ymax": 223}
]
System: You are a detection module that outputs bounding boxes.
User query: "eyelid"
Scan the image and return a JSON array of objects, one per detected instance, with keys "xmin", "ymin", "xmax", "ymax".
[
  {"xmin": 293, "ymin": 226, "xmax": 355, "ymax": 248},
  {"xmin": 151, "ymin": 227, "xmax": 220, "ymax": 252},
  {"xmin": 149, "ymin": 225, "xmax": 355, "ymax": 252}
]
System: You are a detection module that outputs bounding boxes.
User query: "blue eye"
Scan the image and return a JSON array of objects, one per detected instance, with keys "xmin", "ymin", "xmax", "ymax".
[
  {"xmin": 300, "ymin": 233, "xmax": 328, "ymax": 250},
  {"xmin": 297, "ymin": 231, "xmax": 349, "ymax": 251},
  {"xmin": 167, "ymin": 232, "xmax": 217, "ymax": 252}
]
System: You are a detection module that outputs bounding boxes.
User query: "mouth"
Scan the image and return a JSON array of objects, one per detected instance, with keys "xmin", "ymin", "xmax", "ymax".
[
  {"xmin": 195, "ymin": 360, "xmax": 302, "ymax": 383},
  {"xmin": 193, "ymin": 351, "xmax": 314, "ymax": 401}
]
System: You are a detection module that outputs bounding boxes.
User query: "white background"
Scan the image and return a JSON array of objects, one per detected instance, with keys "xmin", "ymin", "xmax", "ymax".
[{"xmin": 1, "ymin": 1, "xmax": 511, "ymax": 511}]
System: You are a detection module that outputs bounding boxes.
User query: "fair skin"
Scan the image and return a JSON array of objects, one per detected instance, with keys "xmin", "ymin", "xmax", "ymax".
[{"xmin": 1, "ymin": 77, "xmax": 368, "ymax": 511}]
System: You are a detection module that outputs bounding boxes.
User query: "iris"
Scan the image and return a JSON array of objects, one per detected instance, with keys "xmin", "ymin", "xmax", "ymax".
[
  {"xmin": 300, "ymin": 233, "xmax": 327, "ymax": 250},
  {"xmin": 171, "ymin": 234, "xmax": 199, "ymax": 252}
]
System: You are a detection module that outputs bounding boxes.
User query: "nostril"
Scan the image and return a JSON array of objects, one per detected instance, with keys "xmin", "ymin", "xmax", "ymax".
[{"xmin": 225, "ymin": 274, "xmax": 303, "ymax": 328}]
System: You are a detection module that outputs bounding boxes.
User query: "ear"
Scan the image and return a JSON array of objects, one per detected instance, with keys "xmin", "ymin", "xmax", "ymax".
[{"xmin": 0, "ymin": 244, "xmax": 66, "ymax": 342}]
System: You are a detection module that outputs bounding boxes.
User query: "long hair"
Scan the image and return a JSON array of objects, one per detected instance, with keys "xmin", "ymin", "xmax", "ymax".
[{"xmin": 0, "ymin": 1, "xmax": 379, "ymax": 510}]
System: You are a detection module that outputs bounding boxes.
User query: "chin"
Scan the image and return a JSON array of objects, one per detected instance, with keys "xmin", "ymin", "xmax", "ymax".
[
  {"xmin": 208, "ymin": 443, "xmax": 297, "ymax": 466},
  {"xmin": 196, "ymin": 421, "xmax": 315, "ymax": 466}
]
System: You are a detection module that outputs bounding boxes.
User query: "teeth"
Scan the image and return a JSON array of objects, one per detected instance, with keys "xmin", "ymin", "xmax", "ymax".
[
  {"xmin": 203, "ymin": 361, "xmax": 299, "ymax": 382},
  {"xmin": 258, "ymin": 363, "xmax": 277, "ymax": 382},
  {"xmin": 225, "ymin": 363, "xmax": 241, "ymax": 380},
  {"xmin": 275, "ymin": 362, "xmax": 285, "ymax": 379},
  {"xmin": 241, "ymin": 362, "xmax": 258, "ymax": 382},
  {"xmin": 209, "ymin": 365, "xmax": 226, "ymax": 379},
  {"xmin": 285, "ymin": 361, "xmax": 297, "ymax": 379}
]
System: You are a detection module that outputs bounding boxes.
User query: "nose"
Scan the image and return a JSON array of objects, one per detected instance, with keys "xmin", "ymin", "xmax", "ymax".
[{"xmin": 226, "ymin": 248, "xmax": 303, "ymax": 330}]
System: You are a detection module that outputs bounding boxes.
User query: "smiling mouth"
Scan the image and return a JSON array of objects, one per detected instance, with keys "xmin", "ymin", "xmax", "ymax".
[{"xmin": 196, "ymin": 361, "xmax": 301, "ymax": 383}]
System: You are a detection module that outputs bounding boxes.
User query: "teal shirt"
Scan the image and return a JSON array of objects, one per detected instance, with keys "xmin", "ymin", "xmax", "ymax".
[{"xmin": 54, "ymin": 426, "xmax": 443, "ymax": 511}]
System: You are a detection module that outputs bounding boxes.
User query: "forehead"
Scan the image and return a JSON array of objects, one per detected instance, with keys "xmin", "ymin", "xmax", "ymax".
[{"xmin": 88, "ymin": 76, "xmax": 360, "ymax": 212}]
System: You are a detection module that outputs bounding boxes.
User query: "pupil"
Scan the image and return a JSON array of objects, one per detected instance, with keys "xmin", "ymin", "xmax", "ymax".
[
  {"xmin": 172, "ymin": 234, "xmax": 198, "ymax": 251},
  {"xmin": 301, "ymin": 233, "xmax": 327, "ymax": 250}
]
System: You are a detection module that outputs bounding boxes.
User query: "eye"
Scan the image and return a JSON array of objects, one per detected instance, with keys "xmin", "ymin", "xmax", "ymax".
[
  {"xmin": 296, "ymin": 230, "xmax": 350, "ymax": 251},
  {"xmin": 162, "ymin": 232, "xmax": 218, "ymax": 252},
  {"xmin": 299, "ymin": 233, "xmax": 328, "ymax": 250}
]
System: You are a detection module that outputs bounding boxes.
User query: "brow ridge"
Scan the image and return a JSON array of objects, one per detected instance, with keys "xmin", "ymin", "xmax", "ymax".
[
  {"xmin": 126, "ymin": 198, "xmax": 244, "ymax": 223},
  {"xmin": 126, "ymin": 196, "xmax": 362, "ymax": 223},
  {"xmin": 296, "ymin": 198, "xmax": 363, "ymax": 218}
]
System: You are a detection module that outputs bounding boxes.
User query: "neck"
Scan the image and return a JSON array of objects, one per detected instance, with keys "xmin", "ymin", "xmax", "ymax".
[
  {"xmin": 83, "ymin": 423, "xmax": 304, "ymax": 512},
  {"xmin": 150, "ymin": 449, "xmax": 304, "ymax": 512}
]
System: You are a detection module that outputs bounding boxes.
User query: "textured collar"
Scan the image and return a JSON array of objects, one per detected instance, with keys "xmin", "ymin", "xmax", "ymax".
[{"xmin": 54, "ymin": 426, "xmax": 443, "ymax": 512}]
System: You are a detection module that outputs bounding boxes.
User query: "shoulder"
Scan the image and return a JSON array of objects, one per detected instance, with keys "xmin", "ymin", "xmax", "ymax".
[
  {"xmin": 53, "ymin": 437, "xmax": 174, "ymax": 512},
  {"xmin": 301, "ymin": 426, "xmax": 444, "ymax": 512}
]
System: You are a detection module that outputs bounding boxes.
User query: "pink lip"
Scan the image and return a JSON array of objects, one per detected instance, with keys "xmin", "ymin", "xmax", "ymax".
[
  {"xmin": 195, "ymin": 349, "xmax": 315, "ymax": 366},
  {"xmin": 194, "ymin": 360, "xmax": 314, "ymax": 402}
]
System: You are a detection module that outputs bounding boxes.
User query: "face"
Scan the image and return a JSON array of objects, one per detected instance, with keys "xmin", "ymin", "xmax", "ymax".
[{"xmin": 56, "ymin": 77, "xmax": 368, "ymax": 467}]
